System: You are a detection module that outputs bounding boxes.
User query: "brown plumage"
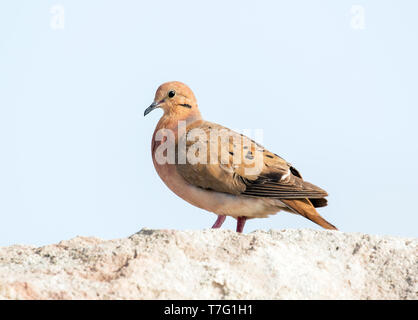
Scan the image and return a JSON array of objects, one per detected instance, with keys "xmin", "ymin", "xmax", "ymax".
[
  {"xmin": 145, "ymin": 81, "xmax": 337, "ymax": 233},
  {"xmin": 280, "ymin": 199, "xmax": 337, "ymax": 230}
]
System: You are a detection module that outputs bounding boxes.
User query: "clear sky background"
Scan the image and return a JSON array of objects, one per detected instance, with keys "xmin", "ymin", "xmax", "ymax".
[{"xmin": 0, "ymin": 1, "xmax": 417, "ymax": 246}]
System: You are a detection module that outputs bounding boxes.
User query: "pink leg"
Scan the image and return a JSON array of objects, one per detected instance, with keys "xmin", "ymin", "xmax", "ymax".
[
  {"xmin": 212, "ymin": 215, "xmax": 226, "ymax": 229},
  {"xmin": 236, "ymin": 216, "xmax": 247, "ymax": 233}
]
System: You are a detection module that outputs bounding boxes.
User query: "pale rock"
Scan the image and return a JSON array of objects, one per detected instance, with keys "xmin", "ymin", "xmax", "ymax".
[{"xmin": 0, "ymin": 229, "xmax": 416, "ymax": 299}]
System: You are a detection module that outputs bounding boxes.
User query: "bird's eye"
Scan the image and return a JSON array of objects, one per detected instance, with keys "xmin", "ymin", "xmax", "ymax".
[{"xmin": 168, "ymin": 90, "xmax": 176, "ymax": 98}]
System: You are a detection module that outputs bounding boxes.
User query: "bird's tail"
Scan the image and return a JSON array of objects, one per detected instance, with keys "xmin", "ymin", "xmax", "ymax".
[{"xmin": 281, "ymin": 198, "xmax": 338, "ymax": 230}]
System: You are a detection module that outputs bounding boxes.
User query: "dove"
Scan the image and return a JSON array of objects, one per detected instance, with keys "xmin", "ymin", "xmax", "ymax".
[{"xmin": 144, "ymin": 81, "xmax": 337, "ymax": 233}]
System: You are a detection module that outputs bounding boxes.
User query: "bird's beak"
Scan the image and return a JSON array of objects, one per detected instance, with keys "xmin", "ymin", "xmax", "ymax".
[{"xmin": 144, "ymin": 102, "xmax": 159, "ymax": 116}]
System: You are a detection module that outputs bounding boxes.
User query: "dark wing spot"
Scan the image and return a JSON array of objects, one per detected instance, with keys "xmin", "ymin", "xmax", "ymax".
[
  {"xmin": 179, "ymin": 103, "xmax": 192, "ymax": 108},
  {"xmin": 229, "ymin": 151, "xmax": 234, "ymax": 156},
  {"xmin": 266, "ymin": 155, "xmax": 274, "ymax": 159},
  {"xmin": 265, "ymin": 172, "xmax": 282, "ymax": 181},
  {"xmin": 289, "ymin": 166, "xmax": 302, "ymax": 178}
]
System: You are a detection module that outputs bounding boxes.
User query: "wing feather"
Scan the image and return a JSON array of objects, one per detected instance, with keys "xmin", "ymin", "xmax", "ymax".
[{"xmin": 175, "ymin": 121, "xmax": 328, "ymax": 200}]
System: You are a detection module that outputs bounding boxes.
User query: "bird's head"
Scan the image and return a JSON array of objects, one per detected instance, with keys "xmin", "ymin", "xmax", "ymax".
[{"xmin": 144, "ymin": 81, "xmax": 200, "ymax": 120}]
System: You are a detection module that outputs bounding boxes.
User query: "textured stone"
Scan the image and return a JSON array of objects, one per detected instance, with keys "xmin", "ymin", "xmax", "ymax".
[{"xmin": 0, "ymin": 229, "xmax": 416, "ymax": 299}]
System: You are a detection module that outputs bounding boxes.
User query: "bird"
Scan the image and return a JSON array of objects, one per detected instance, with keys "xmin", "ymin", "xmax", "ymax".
[{"xmin": 144, "ymin": 81, "xmax": 337, "ymax": 233}]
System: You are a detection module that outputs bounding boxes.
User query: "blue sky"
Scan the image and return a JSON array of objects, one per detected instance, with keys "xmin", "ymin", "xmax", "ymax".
[{"xmin": 0, "ymin": 0, "xmax": 417, "ymax": 246}]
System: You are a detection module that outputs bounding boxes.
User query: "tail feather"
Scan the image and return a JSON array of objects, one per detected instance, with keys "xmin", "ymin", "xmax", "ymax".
[
  {"xmin": 281, "ymin": 198, "xmax": 337, "ymax": 230},
  {"xmin": 309, "ymin": 198, "xmax": 328, "ymax": 208}
]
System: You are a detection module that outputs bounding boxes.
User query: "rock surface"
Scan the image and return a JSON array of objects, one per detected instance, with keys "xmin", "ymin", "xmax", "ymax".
[{"xmin": 0, "ymin": 229, "xmax": 416, "ymax": 299}]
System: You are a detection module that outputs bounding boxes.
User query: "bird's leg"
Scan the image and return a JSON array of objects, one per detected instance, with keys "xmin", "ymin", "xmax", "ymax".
[
  {"xmin": 236, "ymin": 216, "xmax": 247, "ymax": 233},
  {"xmin": 212, "ymin": 215, "xmax": 226, "ymax": 229}
]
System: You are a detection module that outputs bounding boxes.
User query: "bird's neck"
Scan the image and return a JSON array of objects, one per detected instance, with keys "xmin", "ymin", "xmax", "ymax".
[
  {"xmin": 151, "ymin": 109, "xmax": 202, "ymax": 154},
  {"xmin": 155, "ymin": 109, "xmax": 202, "ymax": 132}
]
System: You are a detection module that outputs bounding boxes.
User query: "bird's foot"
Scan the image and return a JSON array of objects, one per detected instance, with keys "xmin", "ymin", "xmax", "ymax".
[
  {"xmin": 236, "ymin": 216, "xmax": 247, "ymax": 233},
  {"xmin": 212, "ymin": 215, "xmax": 226, "ymax": 229}
]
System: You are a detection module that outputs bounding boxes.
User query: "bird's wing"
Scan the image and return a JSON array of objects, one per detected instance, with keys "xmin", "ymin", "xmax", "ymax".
[{"xmin": 175, "ymin": 121, "xmax": 328, "ymax": 199}]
